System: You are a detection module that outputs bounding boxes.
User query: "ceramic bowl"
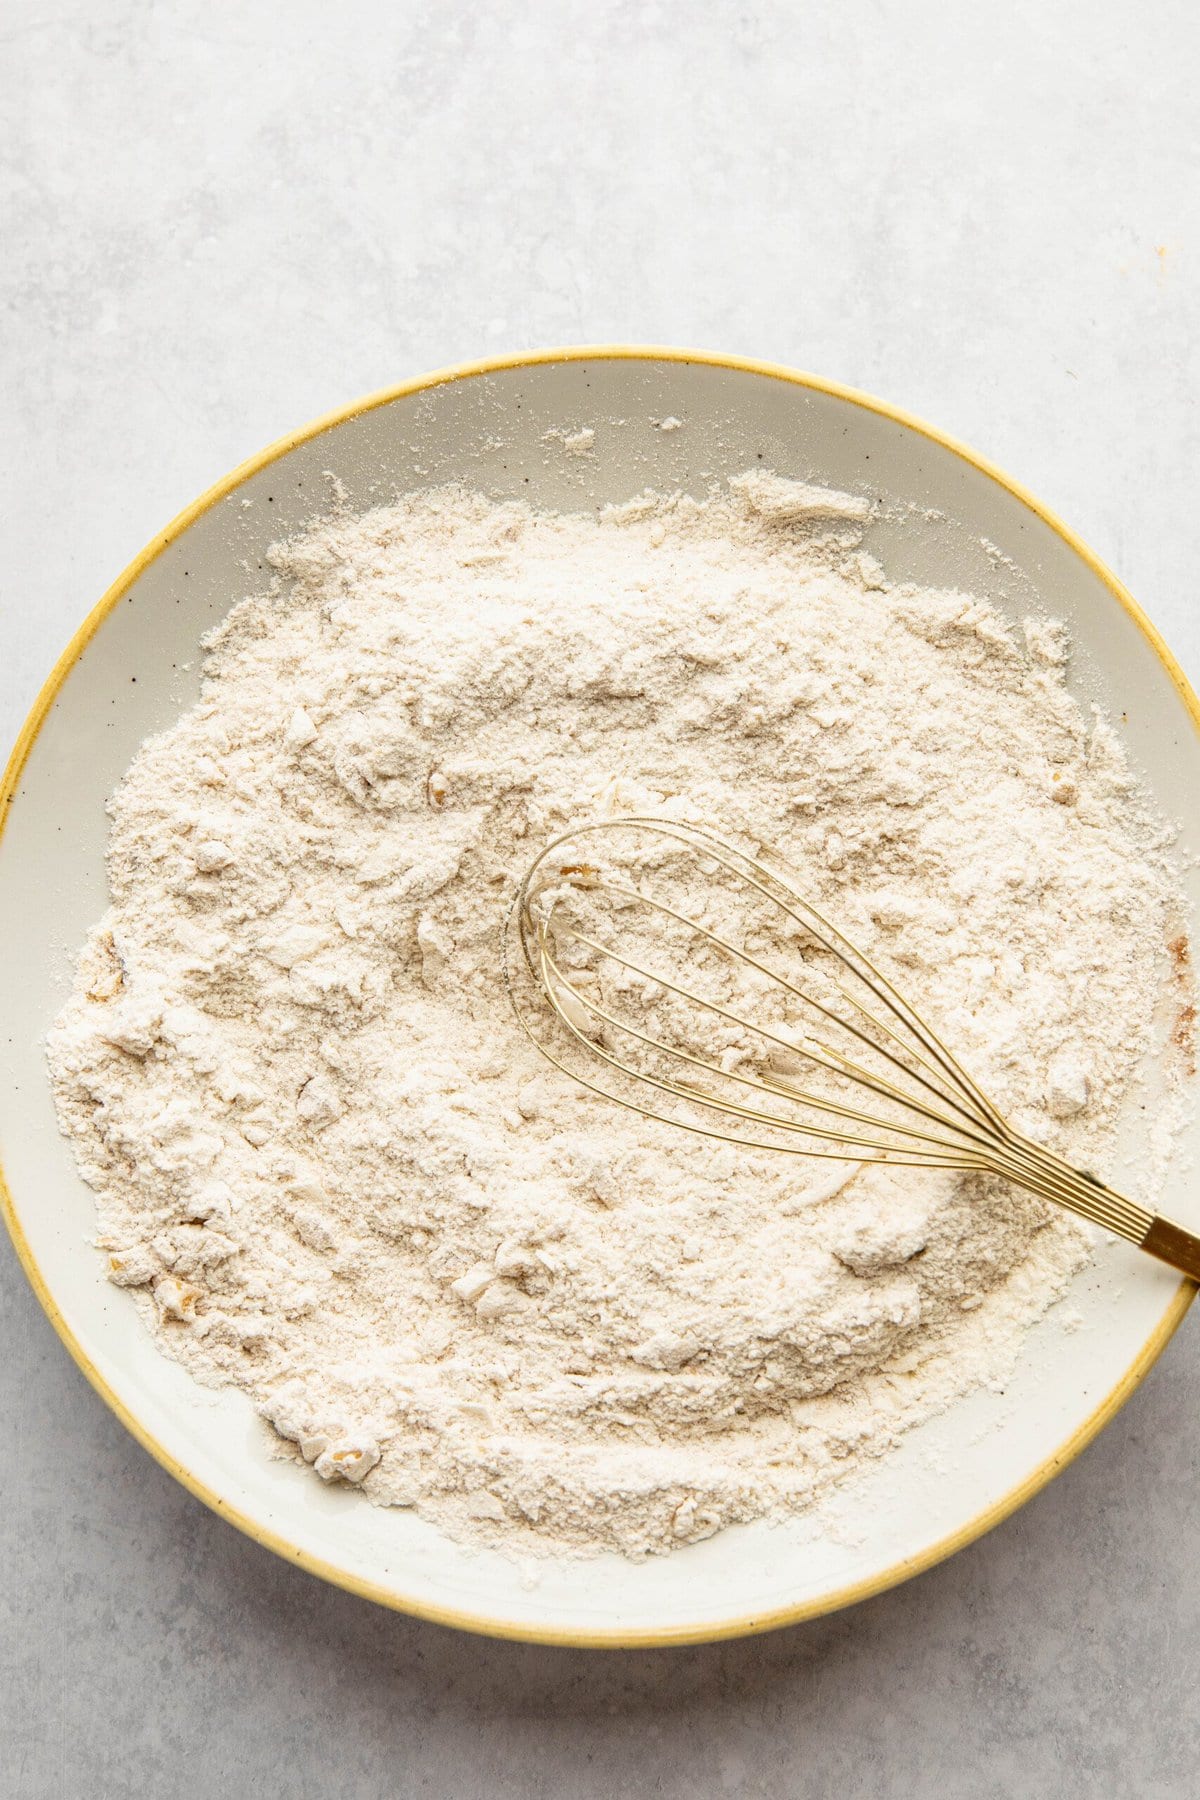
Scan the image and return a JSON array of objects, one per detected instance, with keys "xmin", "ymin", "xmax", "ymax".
[{"xmin": 2, "ymin": 348, "xmax": 1196, "ymax": 1645}]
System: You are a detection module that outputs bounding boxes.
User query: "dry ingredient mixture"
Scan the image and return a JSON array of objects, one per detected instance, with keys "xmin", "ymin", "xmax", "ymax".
[{"xmin": 47, "ymin": 472, "xmax": 1191, "ymax": 1557}]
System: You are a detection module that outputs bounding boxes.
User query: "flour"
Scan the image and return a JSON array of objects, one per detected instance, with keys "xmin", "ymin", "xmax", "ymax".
[{"xmin": 47, "ymin": 475, "xmax": 1191, "ymax": 1559}]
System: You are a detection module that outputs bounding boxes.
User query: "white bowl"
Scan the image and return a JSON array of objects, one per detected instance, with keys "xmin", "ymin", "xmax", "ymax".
[{"xmin": 1, "ymin": 348, "xmax": 1196, "ymax": 1646}]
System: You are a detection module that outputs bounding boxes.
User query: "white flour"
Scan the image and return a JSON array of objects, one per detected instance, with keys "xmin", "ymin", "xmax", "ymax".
[{"xmin": 47, "ymin": 476, "xmax": 1191, "ymax": 1558}]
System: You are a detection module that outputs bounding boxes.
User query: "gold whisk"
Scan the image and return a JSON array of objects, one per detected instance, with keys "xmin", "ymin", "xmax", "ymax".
[{"xmin": 505, "ymin": 816, "xmax": 1200, "ymax": 1282}]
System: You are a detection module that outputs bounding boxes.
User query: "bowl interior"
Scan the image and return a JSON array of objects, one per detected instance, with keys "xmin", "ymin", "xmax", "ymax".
[{"xmin": 1, "ymin": 352, "xmax": 1195, "ymax": 1644}]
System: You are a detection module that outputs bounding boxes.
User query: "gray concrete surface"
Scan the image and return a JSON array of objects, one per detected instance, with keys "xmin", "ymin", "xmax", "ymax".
[{"xmin": 4, "ymin": 2, "xmax": 1200, "ymax": 1794}]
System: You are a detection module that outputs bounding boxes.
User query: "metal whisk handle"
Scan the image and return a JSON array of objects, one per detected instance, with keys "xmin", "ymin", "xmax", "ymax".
[
  {"xmin": 1001, "ymin": 1141, "xmax": 1200, "ymax": 1284},
  {"xmin": 1141, "ymin": 1215, "xmax": 1200, "ymax": 1283}
]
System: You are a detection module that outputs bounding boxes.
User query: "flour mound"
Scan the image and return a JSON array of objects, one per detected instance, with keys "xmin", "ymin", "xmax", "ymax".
[{"xmin": 47, "ymin": 479, "xmax": 1189, "ymax": 1558}]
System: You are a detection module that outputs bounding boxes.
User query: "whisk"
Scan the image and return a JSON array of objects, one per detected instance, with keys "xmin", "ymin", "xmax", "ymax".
[{"xmin": 505, "ymin": 816, "xmax": 1200, "ymax": 1282}]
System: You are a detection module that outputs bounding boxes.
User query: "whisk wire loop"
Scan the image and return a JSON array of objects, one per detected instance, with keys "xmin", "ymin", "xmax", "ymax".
[
  {"xmin": 560, "ymin": 878, "xmax": 998, "ymax": 1138},
  {"xmin": 536, "ymin": 935, "xmax": 992, "ymax": 1168}
]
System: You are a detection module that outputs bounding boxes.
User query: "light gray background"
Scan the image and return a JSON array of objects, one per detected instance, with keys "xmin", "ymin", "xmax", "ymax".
[{"xmin": 4, "ymin": 3, "xmax": 1199, "ymax": 1795}]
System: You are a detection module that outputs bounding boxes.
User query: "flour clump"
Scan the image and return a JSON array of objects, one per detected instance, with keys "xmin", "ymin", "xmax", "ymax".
[{"xmin": 47, "ymin": 476, "xmax": 1190, "ymax": 1558}]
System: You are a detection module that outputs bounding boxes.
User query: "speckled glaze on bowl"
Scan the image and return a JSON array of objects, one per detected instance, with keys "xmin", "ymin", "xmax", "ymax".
[{"xmin": 1, "ymin": 348, "xmax": 1196, "ymax": 1646}]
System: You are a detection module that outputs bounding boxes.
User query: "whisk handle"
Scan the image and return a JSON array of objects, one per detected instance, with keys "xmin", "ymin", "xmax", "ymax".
[
  {"xmin": 1141, "ymin": 1214, "xmax": 1200, "ymax": 1283},
  {"xmin": 999, "ymin": 1147, "xmax": 1200, "ymax": 1283}
]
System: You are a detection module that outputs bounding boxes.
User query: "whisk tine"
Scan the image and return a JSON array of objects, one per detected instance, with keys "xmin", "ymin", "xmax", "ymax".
[
  {"xmin": 536, "ymin": 936, "xmax": 991, "ymax": 1168},
  {"xmin": 504, "ymin": 816, "xmax": 1200, "ymax": 1281},
  {"xmin": 712, "ymin": 833, "xmax": 1007, "ymax": 1130},
  {"xmin": 550, "ymin": 888, "xmax": 1000, "ymax": 1146},
  {"xmin": 541, "ymin": 919, "xmax": 995, "ymax": 1163}
]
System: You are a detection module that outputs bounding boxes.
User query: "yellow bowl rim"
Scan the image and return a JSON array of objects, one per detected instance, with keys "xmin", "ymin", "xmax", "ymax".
[{"xmin": 1, "ymin": 343, "xmax": 1194, "ymax": 1648}]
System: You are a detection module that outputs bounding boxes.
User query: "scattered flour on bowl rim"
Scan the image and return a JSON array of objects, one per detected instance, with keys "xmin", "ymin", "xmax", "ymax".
[{"xmin": 46, "ymin": 473, "xmax": 1193, "ymax": 1558}]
